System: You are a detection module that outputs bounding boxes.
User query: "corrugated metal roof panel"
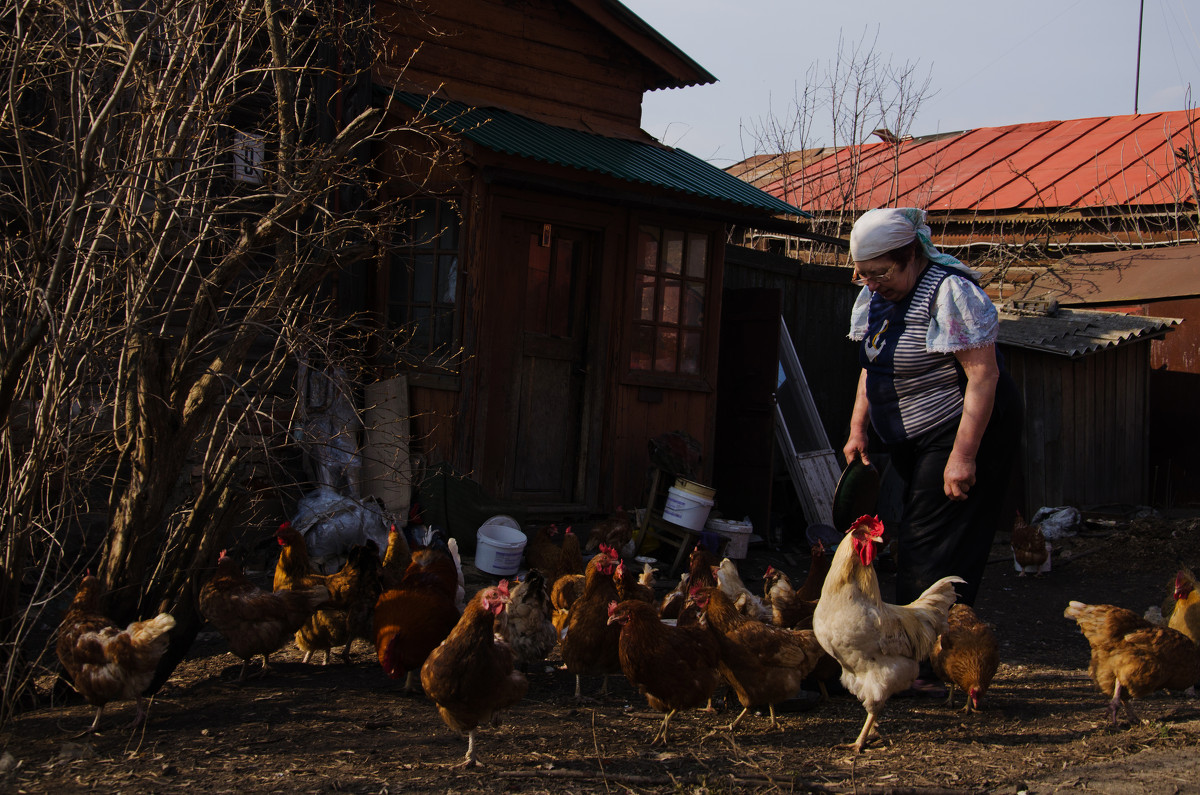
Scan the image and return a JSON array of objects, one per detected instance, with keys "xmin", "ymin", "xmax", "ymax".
[
  {"xmin": 776, "ymin": 110, "xmax": 1199, "ymax": 214},
  {"xmin": 1013, "ymin": 244, "xmax": 1200, "ymax": 304},
  {"xmin": 387, "ymin": 91, "xmax": 809, "ymax": 218},
  {"xmin": 997, "ymin": 307, "xmax": 1179, "ymax": 358}
]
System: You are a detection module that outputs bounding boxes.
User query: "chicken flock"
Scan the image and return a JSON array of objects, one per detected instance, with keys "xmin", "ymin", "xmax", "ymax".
[{"xmin": 55, "ymin": 511, "xmax": 1200, "ymax": 766}]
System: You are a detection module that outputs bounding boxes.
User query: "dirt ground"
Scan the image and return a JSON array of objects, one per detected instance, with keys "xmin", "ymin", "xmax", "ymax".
[{"xmin": 3, "ymin": 511, "xmax": 1200, "ymax": 794}]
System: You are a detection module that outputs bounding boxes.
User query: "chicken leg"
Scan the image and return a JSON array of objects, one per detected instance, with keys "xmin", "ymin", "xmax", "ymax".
[
  {"xmin": 844, "ymin": 711, "xmax": 884, "ymax": 753},
  {"xmin": 452, "ymin": 730, "xmax": 483, "ymax": 768},
  {"xmin": 1108, "ymin": 680, "xmax": 1141, "ymax": 725},
  {"xmin": 651, "ymin": 709, "xmax": 677, "ymax": 745}
]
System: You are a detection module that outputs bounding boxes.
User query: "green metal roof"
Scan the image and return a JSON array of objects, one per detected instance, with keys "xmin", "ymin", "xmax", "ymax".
[{"xmin": 382, "ymin": 90, "xmax": 809, "ymax": 219}]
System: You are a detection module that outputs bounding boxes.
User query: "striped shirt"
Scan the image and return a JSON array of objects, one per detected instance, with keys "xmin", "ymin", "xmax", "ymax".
[{"xmin": 849, "ymin": 263, "xmax": 999, "ymax": 444}]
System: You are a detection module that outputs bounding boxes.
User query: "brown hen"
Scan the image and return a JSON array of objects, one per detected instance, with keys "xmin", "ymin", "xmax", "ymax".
[
  {"xmin": 695, "ymin": 586, "xmax": 826, "ymax": 731},
  {"xmin": 374, "ymin": 546, "xmax": 462, "ymax": 691},
  {"xmin": 295, "ymin": 541, "xmax": 383, "ymax": 664},
  {"xmin": 607, "ymin": 599, "xmax": 721, "ymax": 745},
  {"xmin": 560, "ymin": 545, "xmax": 622, "ymax": 699},
  {"xmin": 762, "ymin": 565, "xmax": 817, "ymax": 630},
  {"xmin": 55, "ymin": 574, "xmax": 175, "ymax": 732},
  {"xmin": 1011, "ymin": 511, "xmax": 1050, "ymax": 577},
  {"xmin": 421, "ymin": 582, "xmax": 528, "ymax": 767},
  {"xmin": 930, "ymin": 603, "xmax": 1000, "ymax": 713},
  {"xmin": 200, "ymin": 550, "xmax": 329, "ymax": 680},
  {"xmin": 1065, "ymin": 600, "xmax": 1200, "ymax": 724}
]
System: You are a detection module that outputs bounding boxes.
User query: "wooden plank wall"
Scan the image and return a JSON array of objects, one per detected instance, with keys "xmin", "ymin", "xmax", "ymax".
[
  {"xmin": 609, "ymin": 385, "xmax": 713, "ymax": 511},
  {"xmin": 1003, "ymin": 342, "xmax": 1149, "ymax": 511},
  {"xmin": 376, "ymin": 0, "xmax": 645, "ymax": 138}
]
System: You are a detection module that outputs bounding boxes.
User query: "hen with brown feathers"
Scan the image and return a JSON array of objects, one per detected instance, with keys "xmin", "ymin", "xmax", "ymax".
[
  {"xmin": 696, "ymin": 586, "xmax": 826, "ymax": 731},
  {"xmin": 274, "ymin": 521, "xmax": 327, "ymax": 591},
  {"xmin": 763, "ymin": 566, "xmax": 817, "ymax": 629},
  {"xmin": 295, "ymin": 541, "xmax": 383, "ymax": 664},
  {"xmin": 560, "ymin": 545, "xmax": 622, "ymax": 699},
  {"xmin": 607, "ymin": 599, "xmax": 721, "ymax": 745},
  {"xmin": 379, "ymin": 524, "xmax": 412, "ymax": 591},
  {"xmin": 373, "ymin": 546, "xmax": 462, "ymax": 690},
  {"xmin": 661, "ymin": 545, "xmax": 718, "ymax": 625},
  {"xmin": 1011, "ymin": 512, "xmax": 1050, "ymax": 577},
  {"xmin": 930, "ymin": 603, "xmax": 999, "ymax": 713},
  {"xmin": 1167, "ymin": 568, "xmax": 1200, "ymax": 646},
  {"xmin": 56, "ymin": 574, "xmax": 175, "ymax": 732},
  {"xmin": 421, "ymin": 582, "xmax": 528, "ymax": 767},
  {"xmin": 200, "ymin": 550, "xmax": 329, "ymax": 680},
  {"xmin": 584, "ymin": 508, "xmax": 634, "ymax": 557},
  {"xmin": 614, "ymin": 559, "xmax": 656, "ymax": 604},
  {"xmin": 525, "ymin": 524, "xmax": 564, "ymax": 580},
  {"xmin": 1065, "ymin": 600, "xmax": 1200, "ymax": 724}
]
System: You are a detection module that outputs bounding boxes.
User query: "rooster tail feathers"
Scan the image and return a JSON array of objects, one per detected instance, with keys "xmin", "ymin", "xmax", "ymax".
[
  {"xmin": 908, "ymin": 575, "xmax": 964, "ymax": 612},
  {"xmin": 448, "ymin": 537, "xmax": 465, "ymax": 588},
  {"xmin": 901, "ymin": 575, "xmax": 964, "ymax": 659}
]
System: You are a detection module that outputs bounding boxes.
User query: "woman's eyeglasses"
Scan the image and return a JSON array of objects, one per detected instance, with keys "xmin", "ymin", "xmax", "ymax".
[{"xmin": 851, "ymin": 263, "xmax": 898, "ymax": 287}]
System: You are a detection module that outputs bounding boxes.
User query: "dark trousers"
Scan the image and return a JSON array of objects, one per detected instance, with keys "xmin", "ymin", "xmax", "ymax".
[{"xmin": 888, "ymin": 373, "xmax": 1023, "ymax": 607}]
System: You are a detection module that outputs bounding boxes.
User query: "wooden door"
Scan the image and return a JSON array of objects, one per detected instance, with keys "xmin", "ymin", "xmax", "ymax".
[
  {"xmin": 502, "ymin": 218, "xmax": 595, "ymax": 505},
  {"xmin": 712, "ymin": 288, "xmax": 782, "ymax": 536}
]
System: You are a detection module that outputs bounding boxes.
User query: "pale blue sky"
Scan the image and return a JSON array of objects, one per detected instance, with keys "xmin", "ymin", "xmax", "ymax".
[{"xmin": 623, "ymin": 0, "xmax": 1199, "ymax": 167}]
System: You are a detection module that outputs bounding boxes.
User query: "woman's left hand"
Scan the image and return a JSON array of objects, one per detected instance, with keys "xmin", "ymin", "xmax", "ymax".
[
  {"xmin": 944, "ymin": 452, "xmax": 977, "ymax": 500},
  {"xmin": 946, "ymin": 345, "xmax": 998, "ymax": 501}
]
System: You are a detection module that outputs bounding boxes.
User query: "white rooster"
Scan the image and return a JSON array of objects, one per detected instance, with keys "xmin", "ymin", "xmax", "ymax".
[{"xmin": 812, "ymin": 515, "xmax": 962, "ymax": 752}]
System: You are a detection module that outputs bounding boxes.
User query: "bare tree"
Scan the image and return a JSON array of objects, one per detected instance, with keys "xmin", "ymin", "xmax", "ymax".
[
  {"xmin": 739, "ymin": 27, "xmax": 933, "ymax": 259},
  {"xmin": 0, "ymin": 0, "xmax": 454, "ymax": 720}
]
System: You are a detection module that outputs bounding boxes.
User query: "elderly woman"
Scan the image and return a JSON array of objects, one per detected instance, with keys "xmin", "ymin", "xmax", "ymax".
[{"xmin": 843, "ymin": 208, "xmax": 1022, "ymax": 619}]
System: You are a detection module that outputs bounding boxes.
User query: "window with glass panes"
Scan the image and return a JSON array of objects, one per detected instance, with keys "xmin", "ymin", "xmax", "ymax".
[
  {"xmin": 631, "ymin": 225, "xmax": 709, "ymax": 375},
  {"xmin": 388, "ymin": 198, "xmax": 460, "ymax": 368}
]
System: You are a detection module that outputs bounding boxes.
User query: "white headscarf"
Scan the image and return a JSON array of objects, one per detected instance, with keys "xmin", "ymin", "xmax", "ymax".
[{"xmin": 849, "ymin": 207, "xmax": 980, "ymax": 280}]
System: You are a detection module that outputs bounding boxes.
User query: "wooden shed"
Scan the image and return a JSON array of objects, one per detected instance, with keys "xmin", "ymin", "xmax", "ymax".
[
  {"xmin": 997, "ymin": 306, "xmax": 1178, "ymax": 512},
  {"xmin": 1014, "ymin": 245, "xmax": 1200, "ymax": 505},
  {"xmin": 360, "ymin": 1, "xmax": 807, "ymax": 522}
]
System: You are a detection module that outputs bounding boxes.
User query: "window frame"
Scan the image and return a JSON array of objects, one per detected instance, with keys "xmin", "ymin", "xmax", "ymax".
[
  {"xmin": 382, "ymin": 194, "xmax": 464, "ymax": 380},
  {"xmin": 621, "ymin": 217, "xmax": 722, "ymax": 392}
]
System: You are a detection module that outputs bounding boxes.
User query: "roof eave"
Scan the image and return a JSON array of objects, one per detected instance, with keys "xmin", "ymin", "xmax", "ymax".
[{"xmin": 570, "ymin": 0, "xmax": 717, "ymax": 89}]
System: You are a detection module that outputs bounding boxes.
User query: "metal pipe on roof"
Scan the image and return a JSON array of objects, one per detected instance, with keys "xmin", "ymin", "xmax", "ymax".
[{"xmin": 1135, "ymin": 0, "xmax": 1145, "ymax": 114}]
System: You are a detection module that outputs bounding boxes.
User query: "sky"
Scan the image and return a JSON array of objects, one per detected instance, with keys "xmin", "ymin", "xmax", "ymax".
[{"xmin": 622, "ymin": 0, "xmax": 1200, "ymax": 168}]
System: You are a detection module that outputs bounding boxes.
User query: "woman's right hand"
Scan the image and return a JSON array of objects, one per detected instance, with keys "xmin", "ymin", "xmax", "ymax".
[
  {"xmin": 845, "ymin": 369, "xmax": 872, "ymax": 466},
  {"xmin": 843, "ymin": 429, "xmax": 871, "ymax": 467}
]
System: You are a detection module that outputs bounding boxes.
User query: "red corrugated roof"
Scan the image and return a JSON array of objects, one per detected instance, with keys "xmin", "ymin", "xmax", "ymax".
[{"xmin": 770, "ymin": 110, "xmax": 1199, "ymax": 213}]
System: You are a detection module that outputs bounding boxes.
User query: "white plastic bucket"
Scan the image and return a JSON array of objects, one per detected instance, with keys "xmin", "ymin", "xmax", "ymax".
[
  {"xmin": 475, "ymin": 520, "xmax": 527, "ymax": 575},
  {"xmin": 706, "ymin": 518, "xmax": 754, "ymax": 559},
  {"xmin": 662, "ymin": 486, "xmax": 715, "ymax": 533}
]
